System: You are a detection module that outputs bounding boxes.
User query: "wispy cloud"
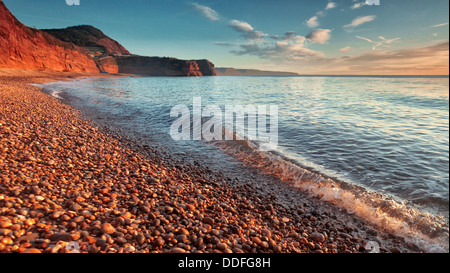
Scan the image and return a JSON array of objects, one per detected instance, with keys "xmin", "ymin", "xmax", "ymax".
[
  {"xmin": 228, "ymin": 19, "xmax": 254, "ymax": 32},
  {"xmin": 344, "ymin": 15, "xmax": 376, "ymax": 28},
  {"xmin": 191, "ymin": 3, "xmax": 220, "ymax": 21},
  {"xmin": 431, "ymin": 22, "xmax": 449, "ymax": 28},
  {"xmin": 356, "ymin": 35, "xmax": 400, "ymax": 50},
  {"xmin": 339, "ymin": 46, "xmax": 352, "ymax": 53},
  {"xmin": 227, "ymin": 20, "xmax": 268, "ymax": 41},
  {"xmin": 283, "ymin": 42, "xmax": 449, "ymax": 75},
  {"xmin": 331, "ymin": 42, "xmax": 449, "ymax": 75},
  {"xmin": 351, "ymin": 1, "xmax": 366, "ymax": 9},
  {"xmin": 306, "ymin": 1, "xmax": 337, "ymax": 28}
]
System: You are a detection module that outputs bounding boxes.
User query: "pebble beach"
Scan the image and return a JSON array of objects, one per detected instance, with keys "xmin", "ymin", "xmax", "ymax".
[{"xmin": 0, "ymin": 69, "xmax": 416, "ymax": 253}]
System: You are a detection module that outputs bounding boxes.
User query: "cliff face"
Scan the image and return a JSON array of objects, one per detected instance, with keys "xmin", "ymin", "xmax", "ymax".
[
  {"xmin": 96, "ymin": 56, "xmax": 119, "ymax": 74},
  {"xmin": 1, "ymin": 1, "xmax": 216, "ymax": 76},
  {"xmin": 114, "ymin": 56, "xmax": 216, "ymax": 76},
  {"xmin": 0, "ymin": 1, "xmax": 99, "ymax": 73},
  {"xmin": 41, "ymin": 25, "xmax": 217, "ymax": 76},
  {"xmin": 196, "ymin": 59, "xmax": 217, "ymax": 76},
  {"xmin": 42, "ymin": 25, "xmax": 130, "ymax": 56}
]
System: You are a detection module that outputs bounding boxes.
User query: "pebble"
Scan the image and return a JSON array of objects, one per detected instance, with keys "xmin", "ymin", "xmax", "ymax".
[
  {"xmin": 22, "ymin": 248, "xmax": 42, "ymax": 253},
  {"xmin": 217, "ymin": 243, "xmax": 228, "ymax": 251},
  {"xmin": 169, "ymin": 247, "xmax": 187, "ymax": 253},
  {"xmin": 310, "ymin": 233, "xmax": 326, "ymax": 243},
  {"xmin": 101, "ymin": 223, "xmax": 116, "ymax": 235}
]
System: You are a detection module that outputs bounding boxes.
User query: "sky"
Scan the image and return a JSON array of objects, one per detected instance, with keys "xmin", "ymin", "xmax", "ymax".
[{"xmin": 3, "ymin": 0, "xmax": 449, "ymax": 75}]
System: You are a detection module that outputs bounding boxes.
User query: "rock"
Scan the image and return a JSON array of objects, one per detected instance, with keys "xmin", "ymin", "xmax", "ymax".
[
  {"xmin": 19, "ymin": 233, "xmax": 39, "ymax": 243},
  {"xmin": 116, "ymin": 237, "xmax": 127, "ymax": 244},
  {"xmin": 204, "ymin": 217, "xmax": 214, "ymax": 225},
  {"xmin": 176, "ymin": 234, "xmax": 187, "ymax": 243},
  {"xmin": 0, "ymin": 2, "xmax": 99, "ymax": 73},
  {"xmin": 136, "ymin": 234, "xmax": 146, "ymax": 244},
  {"xmin": 310, "ymin": 233, "xmax": 326, "ymax": 243},
  {"xmin": 0, "ymin": 219, "xmax": 12, "ymax": 229},
  {"xmin": 22, "ymin": 248, "xmax": 42, "ymax": 253},
  {"xmin": 217, "ymin": 243, "xmax": 228, "ymax": 251},
  {"xmin": 51, "ymin": 211, "xmax": 64, "ymax": 219},
  {"xmin": 261, "ymin": 229, "xmax": 271, "ymax": 238},
  {"xmin": 390, "ymin": 247, "xmax": 401, "ymax": 253},
  {"xmin": 124, "ymin": 246, "xmax": 135, "ymax": 253},
  {"xmin": 169, "ymin": 247, "xmax": 187, "ymax": 253},
  {"xmin": 71, "ymin": 203, "xmax": 82, "ymax": 211},
  {"xmin": 101, "ymin": 223, "xmax": 116, "ymax": 235},
  {"xmin": 252, "ymin": 237, "xmax": 262, "ymax": 245},
  {"xmin": 49, "ymin": 233, "xmax": 72, "ymax": 242},
  {"xmin": 69, "ymin": 232, "xmax": 81, "ymax": 241}
]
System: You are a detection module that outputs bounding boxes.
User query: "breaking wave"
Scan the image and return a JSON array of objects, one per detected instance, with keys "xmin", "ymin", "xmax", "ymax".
[{"xmin": 214, "ymin": 131, "xmax": 449, "ymax": 253}]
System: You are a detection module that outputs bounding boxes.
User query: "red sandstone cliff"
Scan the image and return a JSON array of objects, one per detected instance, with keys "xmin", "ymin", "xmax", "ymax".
[
  {"xmin": 0, "ymin": 1, "xmax": 98, "ymax": 73},
  {"xmin": 40, "ymin": 24, "xmax": 217, "ymax": 76},
  {"xmin": 0, "ymin": 1, "xmax": 217, "ymax": 76},
  {"xmin": 42, "ymin": 25, "xmax": 131, "ymax": 56},
  {"xmin": 97, "ymin": 55, "xmax": 216, "ymax": 76}
]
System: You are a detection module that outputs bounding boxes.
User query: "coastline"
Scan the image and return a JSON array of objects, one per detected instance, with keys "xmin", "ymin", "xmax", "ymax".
[{"xmin": 0, "ymin": 69, "xmax": 418, "ymax": 253}]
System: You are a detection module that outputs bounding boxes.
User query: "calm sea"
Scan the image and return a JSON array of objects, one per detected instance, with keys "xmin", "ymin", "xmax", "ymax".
[{"xmin": 40, "ymin": 75, "xmax": 449, "ymax": 252}]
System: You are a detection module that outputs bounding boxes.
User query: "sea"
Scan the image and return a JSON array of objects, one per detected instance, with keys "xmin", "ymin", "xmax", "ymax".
[{"xmin": 39, "ymin": 75, "xmax": 449, "ymax": 252}]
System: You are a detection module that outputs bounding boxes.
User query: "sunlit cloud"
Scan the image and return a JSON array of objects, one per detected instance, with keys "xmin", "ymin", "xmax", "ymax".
[
  {"xmin": 306, "ymin": 29, "xmax": 332, "ymax": 44},
  {"xmin": 227, "ymin": 20, "xmax": 268, "ymax": 41},
  {"xmin": 356, "ymin": 35, "xmax": 400, "ymax": 50},
  {"xmin": 279, "ymin": 42, "xmax": 449, "ymax": 75},
  {"xmin": 339, "ymin": 46, "xmax": 352, "ymax": 53},
  {"xmin": 344, "ymin": 15, "xmax": 376, "ymax": 28},
  {"xmin": 351, "ymin": 1, "xmax": 366, "ymax": 9},
  {"xmin": 325, "ymin": 1, "xmax": 337, "ymax": 10},
  {"xmin": 431, "ymin": 22, "xmax": 449, "ymax": 28},
  {"xmin": 307, "ymin": 16, "xmax": 320, "ymax": 28},
  {"xmin": 228, "ymin": 20, "xmax": 254, "ymax": 32},
  {"xmin": 191, "ymin": 3, "xmax": 220, "ymax": 21}
]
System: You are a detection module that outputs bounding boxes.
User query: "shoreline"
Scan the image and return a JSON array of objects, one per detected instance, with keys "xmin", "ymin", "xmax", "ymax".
[{"xmin": 0, "ymin": 69, "xmax": 419, "ymax": 253}]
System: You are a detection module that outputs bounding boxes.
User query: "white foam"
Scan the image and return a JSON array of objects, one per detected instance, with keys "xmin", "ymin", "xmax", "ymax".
[
  {"xmin": 216, "ymin": 137, "xmax": 449, "ymax": 253},
  {"xmin": 49, "ymin": 90, "xmax": 63, "ymax": 99}
]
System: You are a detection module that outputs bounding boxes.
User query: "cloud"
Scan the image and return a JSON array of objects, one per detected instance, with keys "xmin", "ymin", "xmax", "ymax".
[
  {"xmin": 281, "ymin": 42, "xmax": 449, "ymax": 75},
  {"xmin": 306, "ymin": 16, "xmax": 320, "ymax": 28},
  {"xmin": 306, "ymin": 29, "xmax": 332, "ymax": 44},
  {"xmin": 213, "ymin": 42, "xmax": 238, "ymax": 47},
  {"xmin": 339, "ymin": 46, "xmax": 352, "ymax": 53},
  {"xmin": 332, "ymin": 42, "xmax": 449, "ymax": 74},
  {"xmin": 191, "ymin": 3, "xmax": 220, "ymax": 21},
  {"xmin": 351, "ymin": 1, "xmax": 366, "ymax": 9},
  {"xmin": 282, "ymin": 32, "xmax": 306, "ymax": 44},
  {"xmin": 227, "ymin": 20, "xmax": 268, "ymax": 41},
  {"xmin": 228, "ymin": 19, "xmax": 254, "ymax": 32},
  {"xmin": 217, "ymin": 29, "xmax": 321, "ymax": 61},
  {"xmin": 306, "ymin": 2, "xmax": 336, "ymax": 28},
  {"xmin": 325, "ymin": 1, "xmax": 337, "ymax": 10},
  {"xmin": 243, "ymin": 30, "xmax": 268, "ymax": 41},
  {"xmin": 231, "ymin": 42, "xmax": 324, "ymax": 61},
  {"xmin": 431, "ymin": 22, "xmax": 449, "ymax": 28},
  {"xmin": 344, "ymin": 15, "xmax": 376, "ymax": 28},
  {"xmin": 356, "ymin": 35, "xmax": 400, "ymax": 50}
]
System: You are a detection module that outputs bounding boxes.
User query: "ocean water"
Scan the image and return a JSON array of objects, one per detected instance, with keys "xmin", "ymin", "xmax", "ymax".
[{"xmin": 39, "ymin": 75, "xmax": 449, "ymax": 252}]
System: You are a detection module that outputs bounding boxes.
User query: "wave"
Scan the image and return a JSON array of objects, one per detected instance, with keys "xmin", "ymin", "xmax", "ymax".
[{"xmin": 213, "ymin": 129, "xmax": 449, "ymax": 253}]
